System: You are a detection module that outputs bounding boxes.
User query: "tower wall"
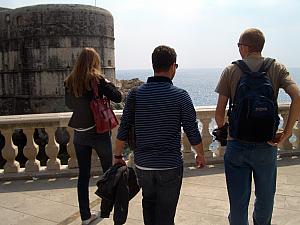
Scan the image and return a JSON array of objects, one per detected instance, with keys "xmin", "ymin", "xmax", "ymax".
[{"xmin": 0, "ymin": 4, "xmax": 115, "ymax": 115}]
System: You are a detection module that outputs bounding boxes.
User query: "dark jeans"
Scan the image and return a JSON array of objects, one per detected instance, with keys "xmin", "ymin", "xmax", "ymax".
[
  {"xmin": 74, "ymin": 128, "xmax": 113, "ymax": 221},
  {"xmin": 136, "ymin": 167, "xmax": 183, "ymax": 225},
  {"xmin": 224, "ymin": 140, "xmax": 277, "ymax": 225}
]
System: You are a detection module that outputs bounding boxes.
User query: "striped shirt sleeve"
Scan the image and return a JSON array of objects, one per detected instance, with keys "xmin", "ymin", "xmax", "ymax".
[{"xmin": 180, "ymin": 90, "xmax": 202, "ymax": 145}]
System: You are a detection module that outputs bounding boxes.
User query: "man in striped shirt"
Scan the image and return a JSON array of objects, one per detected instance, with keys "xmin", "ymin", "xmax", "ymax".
[{"xmin": 114, "ymin": 45, "xmax": 206, "ymax": 225}]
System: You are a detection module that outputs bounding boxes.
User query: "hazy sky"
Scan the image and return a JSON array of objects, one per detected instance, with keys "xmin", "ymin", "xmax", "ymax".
[{"xmin": 2, "ymin": 0, "xmax": 300, "ymax": 69}]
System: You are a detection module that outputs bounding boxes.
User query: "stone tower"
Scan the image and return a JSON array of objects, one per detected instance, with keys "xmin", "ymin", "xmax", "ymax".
[{"xmin": 0, "ymin": 4, "xmax": 115, "ymax": 115}]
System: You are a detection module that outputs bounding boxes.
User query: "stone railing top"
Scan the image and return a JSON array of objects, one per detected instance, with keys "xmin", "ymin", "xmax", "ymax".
[
  {"xmin": 0, "ymin": 112, "xmax": 72, "ymax": 129},
  {"xmin": 194, "ymin": 103, "xmax": 291, "ymax": 119},
  {"xmin": 0, "ymin": 103, "xmax": 292, "ymax": 129},
  {"xmin": 277, "ymin": 103, "xmax": 292, "ymax": 112}
]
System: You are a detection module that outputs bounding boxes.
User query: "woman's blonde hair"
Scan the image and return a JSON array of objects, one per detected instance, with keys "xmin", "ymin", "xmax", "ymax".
[{"xmin": 65, "ymin": 48, "xmax": 103, "ymax": 97}]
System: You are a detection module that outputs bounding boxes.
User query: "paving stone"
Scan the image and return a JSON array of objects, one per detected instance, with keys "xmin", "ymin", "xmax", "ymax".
[
  {"xmin": 0, "ymin": 206, "xmax": 56, "ymax": 225},
  {"xmin": 1, "ymin": 157, "xmax": 300, "ymax": 225},
  {"xmin": 0, "ymin": 191, "xmax": 77, "ymax": 223}
]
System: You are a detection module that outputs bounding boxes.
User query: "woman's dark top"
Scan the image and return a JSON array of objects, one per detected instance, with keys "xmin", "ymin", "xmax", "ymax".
[{"xmin": 65, "ymin": 78, "xmax": 122, "ymax": 129}]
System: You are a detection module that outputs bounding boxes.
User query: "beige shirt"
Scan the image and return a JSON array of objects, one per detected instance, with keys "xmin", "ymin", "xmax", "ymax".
[{"xmin": 215, "ymin": 55, "xmax": 296, "ymax": 100}]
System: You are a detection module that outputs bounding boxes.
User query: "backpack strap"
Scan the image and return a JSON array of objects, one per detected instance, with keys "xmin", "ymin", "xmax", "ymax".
[
  {"xmin": 232, "ymin": 60, "xmax": 252, "ymax": 75},
  {"xmin": 258, "ymin": 57, "xmax": 275, "ymax": 73},
  {"xmin": 228, "ymin": 60, "xmax": 251, "ymax": 117},
  {"xmin": 259, "ymin": 58, "xmax": 277, "ymax": 102}
]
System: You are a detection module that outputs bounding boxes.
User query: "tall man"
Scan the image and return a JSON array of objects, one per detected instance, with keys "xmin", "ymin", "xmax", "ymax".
[
  {"xmin": 114, "ymin": 45, "xmax": 206, "ymax": 225},
  {"xmin": 215, "ymin": 28, "xmax": 300, "ymax": 225}
]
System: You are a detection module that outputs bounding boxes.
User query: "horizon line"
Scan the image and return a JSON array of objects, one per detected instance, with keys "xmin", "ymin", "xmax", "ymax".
[{"xmin": 116, "ymin": 66, "xmax": 300, "ymax": 71}]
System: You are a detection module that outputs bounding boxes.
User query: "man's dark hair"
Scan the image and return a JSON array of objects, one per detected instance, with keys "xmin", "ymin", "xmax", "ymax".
[
  {"xmin": 239, "ymin": 28, "xmax": 265, "ymax": 53},
  {"xmin": 152, "ymin": 45, "xmax": 177, "ymax": 72}
]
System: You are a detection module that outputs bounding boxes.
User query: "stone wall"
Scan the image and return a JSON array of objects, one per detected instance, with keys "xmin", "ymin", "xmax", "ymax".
[{"xmin": 0, "ymin": 4, "xmax": 115, "ymax": 115}]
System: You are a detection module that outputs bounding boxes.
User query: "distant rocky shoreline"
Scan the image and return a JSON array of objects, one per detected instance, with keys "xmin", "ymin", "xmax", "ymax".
[{"xmin": 111, "ymin": 78, "xmax": 144, "ymax": 109}]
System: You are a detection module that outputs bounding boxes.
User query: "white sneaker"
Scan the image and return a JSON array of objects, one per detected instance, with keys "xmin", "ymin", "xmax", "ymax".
[{"xmin": 81, "ymin": 213, "xmax": 98, "ymax": 225}]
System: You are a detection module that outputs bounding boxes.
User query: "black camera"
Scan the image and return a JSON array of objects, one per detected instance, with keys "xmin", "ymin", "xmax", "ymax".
[{"xmin": 212, "ymin": 123, "xmax": 229, "ymax": 146}]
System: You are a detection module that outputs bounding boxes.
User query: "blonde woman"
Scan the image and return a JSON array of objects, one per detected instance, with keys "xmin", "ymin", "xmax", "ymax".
[{"xmin": 65, "ymin": 48, "xmax": 122, "ymax": 225}]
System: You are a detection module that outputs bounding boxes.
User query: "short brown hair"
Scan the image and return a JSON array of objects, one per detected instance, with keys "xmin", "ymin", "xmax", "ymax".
[
  {"xmin": 152, "ymin": 45, "xmax": 177, "ymax": 72},
  {"xmin": 239, "ymin": 28, "xmax": 265, "ymax": 53}
]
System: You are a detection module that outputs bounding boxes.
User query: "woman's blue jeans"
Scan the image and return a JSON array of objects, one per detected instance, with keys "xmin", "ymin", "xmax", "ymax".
[
  {"xmin": 224, "ymin": 140, "xmax": 277, "ymax": 225},
  {"xmin": 73, "ymin": 128, "xmax": 113, "ymax": 221}
]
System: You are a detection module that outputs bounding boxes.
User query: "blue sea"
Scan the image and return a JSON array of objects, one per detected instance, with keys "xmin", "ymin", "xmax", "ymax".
[{"xmin": 116, "ymin": 68, "xmax": 300, "ymax": 107}]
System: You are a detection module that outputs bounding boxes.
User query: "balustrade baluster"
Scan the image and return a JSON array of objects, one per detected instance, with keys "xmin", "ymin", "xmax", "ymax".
[
  {"xmin": 2, "ymin": 129, "xmax": 20, "ymax": 173},
  {"xmin": 182, "ymin": 132, "xmax": 194, "ymax": 165},
  {"xmin": 199, "ymin": 117, "xmax": 214, "ymax": 161},
  {"xmin": 212, "ymin": 117, "xmax": 228, "ymax": 159},
  {"xmin": 214, "ymin": 142, "xmax": 226, "ymax": 158},
  {"xmin": 293, "ymin": 121, "xmax": 300, "ymax": 152},
  {"xmin": 66, "ymin": 128, "xmax": 77, "ymax": 168},
  {"xmin": 45, "ymin": 127, "xmax": 61, "ymax": 170},
  {"xmin": 279, "ymin": 113, "xmax": 293, "ymax": 154},
  {"xmin": 23, "ymin": 128, "xmax": 40, "ymax": 172},
  {"xmin": 111, "ymin": 125, "xmax": 118, "ymax": 151}
]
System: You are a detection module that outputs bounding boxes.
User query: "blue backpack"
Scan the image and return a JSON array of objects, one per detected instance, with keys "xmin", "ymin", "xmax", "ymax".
[{"xmin": 228, "ymin": 58, "xmax": 280, "ymax": 142}]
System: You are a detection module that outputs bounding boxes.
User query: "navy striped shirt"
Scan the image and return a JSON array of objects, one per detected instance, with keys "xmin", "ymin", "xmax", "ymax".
[{"xmin": 117, "ymin": 76, "xmax": 202, "ymax": 168}]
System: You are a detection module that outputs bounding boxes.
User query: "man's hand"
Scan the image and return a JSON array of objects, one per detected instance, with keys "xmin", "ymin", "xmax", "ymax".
[
  {"xmin": 267, "ymin": 130, "xmax": 292, "ymax": 146},
  {"xmin": 195, "ymin": 154, "xmax": 206, "ymax": 168},
  {"xmin": 192, "ymin": 143, "xmax": 206, "ymax": 168},
  {"xmin": 114, "ymin": 139, "xmax": 126, "ymax": 165},
  {"xmin": 113, "ymin": 157, "xmax": 126, "ymax": 166}
]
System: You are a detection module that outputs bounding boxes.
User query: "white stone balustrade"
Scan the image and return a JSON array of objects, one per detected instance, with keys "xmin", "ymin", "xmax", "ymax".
[
  {"xmin": 23, "ymin": 128, "xmax": 40, "ymax": 172},
  {"xmin": 294, "ymin": 120, "xmax": 300, "ymax": 150},
  {"xmin": 1, "ymin": 129, "xmax": 20, "ymax": 173},
  {"xmin": 66, "ymin": 128, "xmax": 77, "ymax": 168},
  {"xmin": 0, "ymin": 104, "xmax": 298, "ymax": 179},
  {"xmin": 45, "ymin": 127, "xmax": 61, "ymax": 171},
  {"xmin": 279, "ymin": 111, "xmax": 293, "ymax": 152},
  {"xmin": 278, "ymin": 104, "xmax": 299, "ymax": 156},
  {"xmin": 197, "ymin": 106, "xmax": 215, "ymax": 161}
]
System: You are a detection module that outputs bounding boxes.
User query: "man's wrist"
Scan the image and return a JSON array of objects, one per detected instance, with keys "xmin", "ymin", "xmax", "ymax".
[
  {"xmin": 196, "ymin": 153, "xmax": 204, "ymax": 157},
  {"xmin": 114, "ymin": 154, "xmax": 123, "ymax": 159}
]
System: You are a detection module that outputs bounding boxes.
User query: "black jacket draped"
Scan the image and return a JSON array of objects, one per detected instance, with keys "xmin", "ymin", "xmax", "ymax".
[{"xmin": 95, "ymin": 164, "xmax": 140, "ymax": 225}]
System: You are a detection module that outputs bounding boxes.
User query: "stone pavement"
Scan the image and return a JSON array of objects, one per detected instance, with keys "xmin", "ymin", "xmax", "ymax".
[{"xmin": 0, "ymin": 156, "xmax": 300, "ymax": 225}]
